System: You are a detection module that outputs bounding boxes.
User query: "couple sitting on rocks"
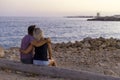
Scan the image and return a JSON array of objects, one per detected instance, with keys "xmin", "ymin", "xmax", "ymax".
[{"xmin": 20, "ymin": 25, "xmax": 56, "ymax": 66}]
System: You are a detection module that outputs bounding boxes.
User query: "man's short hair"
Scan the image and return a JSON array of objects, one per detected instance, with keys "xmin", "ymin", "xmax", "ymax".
[{"xmin": 28, "ymin": 25, "xmax": 36, "ymax": 35}]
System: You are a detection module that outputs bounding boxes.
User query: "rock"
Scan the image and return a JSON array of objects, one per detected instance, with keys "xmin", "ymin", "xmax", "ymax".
[
  {"xmin": 0, "ymin": 46, "xmax": 5, "ymax": 58},
  {"xmin": 83, "ymin": 37, "xmax": 92, "ymax": 41},
  {"xmin": 3, "ymin": 37, "xmax": 120, "ymax": 78},
  {"xmin": 104, "ymin": 70, "xmax": 118, "ymax": 76},
  {"xmin": 82, "ymin": 42, "xmax": 91, "ymax": 48},
  {"xmin": 115, "ymin": 42, "xmax": 120, "ymax": 49}
]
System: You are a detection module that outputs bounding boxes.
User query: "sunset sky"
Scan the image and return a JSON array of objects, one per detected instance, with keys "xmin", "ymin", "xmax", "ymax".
[{"xmin": 0, "ymin": 0, "xmax": 120, "ymax": 17}]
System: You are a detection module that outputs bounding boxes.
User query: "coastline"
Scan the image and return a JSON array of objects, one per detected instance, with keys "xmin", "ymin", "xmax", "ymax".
[{"xmin": 1, "ymin": 37, "xmax": 120, "ymax": 79}]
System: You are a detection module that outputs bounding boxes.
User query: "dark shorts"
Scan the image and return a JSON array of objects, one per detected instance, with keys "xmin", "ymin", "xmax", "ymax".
[{"xmin": 21, "ymin": 58, "xmax": 33, "ymax": 64}]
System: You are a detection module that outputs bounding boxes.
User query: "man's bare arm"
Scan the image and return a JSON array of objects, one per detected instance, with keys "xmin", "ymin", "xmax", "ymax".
[
  {"xmin": 32, "ymin": 38, "xmax": 51, "ymax": 47},
  {"xmin": 20, "ymin": 44, "xmax": 33, "ymax": 54}
]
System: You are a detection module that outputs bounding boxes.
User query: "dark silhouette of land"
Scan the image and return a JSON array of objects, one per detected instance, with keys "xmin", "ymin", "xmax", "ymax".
[
  {"xmin": 65, "ymin": 16, "xmax": 94, "ymax": 18},
  {"xmin": 87, "ymin": 16, "xmax": 120, "ymax": 21}
]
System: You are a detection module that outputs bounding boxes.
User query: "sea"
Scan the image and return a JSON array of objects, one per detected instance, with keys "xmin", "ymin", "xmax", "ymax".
[{"xmin": 0, "ymin": 17, "xmax": 120, "ymax": 48}]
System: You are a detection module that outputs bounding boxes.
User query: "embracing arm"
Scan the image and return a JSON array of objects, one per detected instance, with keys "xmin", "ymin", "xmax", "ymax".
[
  {"xmin": 20, "ymin": 38, "xmax": 51, "ymax": 54},
  {"xmin": 20, "ymin": 44, "xmax": 33, "ymax": 54},
  {"xmin": 31, "ymin": 38, "xmax": 51, "ymax": 47}
]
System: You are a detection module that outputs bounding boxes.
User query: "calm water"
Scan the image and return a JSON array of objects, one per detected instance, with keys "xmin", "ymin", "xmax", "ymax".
[{"xmin": 0, "ymin": 17, "xmax": 120, "ymax": 48}]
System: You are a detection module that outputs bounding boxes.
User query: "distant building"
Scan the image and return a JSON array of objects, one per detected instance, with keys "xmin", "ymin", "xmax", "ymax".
[{"xmin": 96, "ymin": 12, "xmax": 100, "ymax": 18}]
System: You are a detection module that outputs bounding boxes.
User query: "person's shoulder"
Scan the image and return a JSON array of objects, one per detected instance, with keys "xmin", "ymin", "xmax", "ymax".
[
  {"xmin": 44, "ymin": 37, "xmax": 51, "ymax": 43},
  {"xmin": 23, "ymin": 35, "xmax": 30, "ymax": 38},
  {"xmin": 22, "ymin": 35, "xmax": 34, "ymax": 42},
  {"xmin": 22, "ymin": 35, "xmax": 28, "ymax": 40},
  {"xmin": 31, "ymin": 40, "xmax": 37, "ymax": 45},
  {"xmin": 26, "ymin": 35, "xmax": 34, "ymax": 40},
  {"xmin": 44, "ymin": 37, "xmax": 51, "ymax": 40}
]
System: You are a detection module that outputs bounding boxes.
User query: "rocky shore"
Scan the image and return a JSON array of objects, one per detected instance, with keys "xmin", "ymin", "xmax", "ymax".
[{"xmin": 1, "ymin": 37, "xmax": 120, "ymax": 79}]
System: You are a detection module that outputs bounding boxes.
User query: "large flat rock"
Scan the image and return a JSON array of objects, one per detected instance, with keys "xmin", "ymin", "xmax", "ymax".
[{"xmin": 0, "ymin": 59, "xmax": 120, "ymax": 80}]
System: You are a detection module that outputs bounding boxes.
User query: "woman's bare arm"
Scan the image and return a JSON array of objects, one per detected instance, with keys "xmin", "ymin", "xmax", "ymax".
[{"xmin": 47, "ymin": 43, "xmax": 52, "ymax": 59}]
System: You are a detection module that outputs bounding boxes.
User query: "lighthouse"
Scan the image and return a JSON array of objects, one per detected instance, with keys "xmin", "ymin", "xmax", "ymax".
[{"xmin": 96, "ymin": 12, "xmax": 100, "ymax": 18}]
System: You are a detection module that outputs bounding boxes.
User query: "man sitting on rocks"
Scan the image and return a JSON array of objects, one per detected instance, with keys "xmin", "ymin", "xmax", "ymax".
[{"xmin": 20, "ymin": 25, "xmax": 50, "ymax": 64}]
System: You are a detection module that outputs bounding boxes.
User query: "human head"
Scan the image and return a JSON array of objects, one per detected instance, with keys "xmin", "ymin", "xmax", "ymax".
[
  {"xmin": 28, "ymin": 25, "xmax": 36, "ymax": 36},
  {"xmin": 33, "ymin": 28, "xmax": 44, "ymax": 41}
]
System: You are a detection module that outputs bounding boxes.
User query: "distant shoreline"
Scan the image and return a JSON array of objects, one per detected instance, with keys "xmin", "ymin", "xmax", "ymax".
[
  {"xmin": 87, "ymin": 16, "xmax": 120, "ymax": 21},
  {"xmin": 65, "ymin": 16, "xmax": 94, "ymax": 18}
]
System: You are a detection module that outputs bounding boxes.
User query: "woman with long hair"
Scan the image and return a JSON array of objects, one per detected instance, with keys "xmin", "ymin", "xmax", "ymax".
[{"xmin": 20, "ymin": 28, "xmax": 56, "ymax": 66}]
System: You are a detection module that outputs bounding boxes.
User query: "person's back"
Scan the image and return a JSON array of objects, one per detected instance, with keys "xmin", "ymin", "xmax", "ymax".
[
  {"xmin": 20, "ymin": 25, "xmax": 35, "ymax": 64},
  {"xmin": 34, "ymin": 43, "xmax": 48, "ymax": 61},
  {"xmin": 33, "ymin": 28, "xmax": 56, "ymax": 66},
  {"xmin": 20, "ymin": 34, "xmax": 34, "ymax": 64}
]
